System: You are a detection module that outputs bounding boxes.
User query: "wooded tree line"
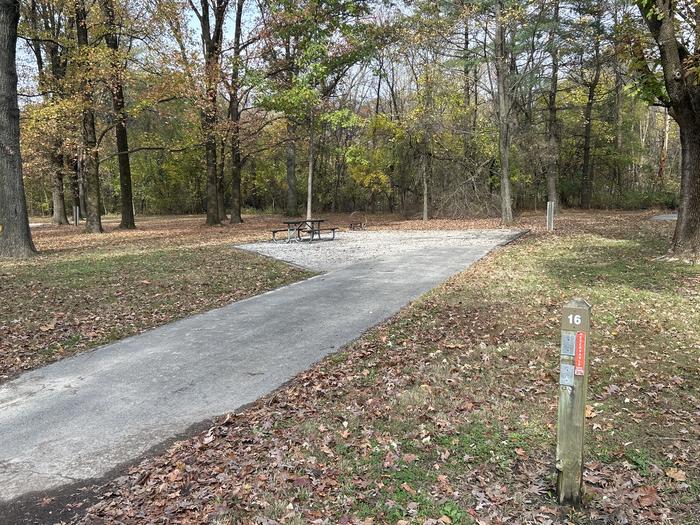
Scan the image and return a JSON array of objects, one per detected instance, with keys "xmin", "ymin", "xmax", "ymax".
[{"xmin": 1, "ymin": 0, "xmax": 699, "ymax": 258}]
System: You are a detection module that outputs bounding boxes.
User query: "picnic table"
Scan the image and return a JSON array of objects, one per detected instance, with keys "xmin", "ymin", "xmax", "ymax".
[{"xmin": 271, "ymin": 218, "xmax": 338, "ymax": 243}]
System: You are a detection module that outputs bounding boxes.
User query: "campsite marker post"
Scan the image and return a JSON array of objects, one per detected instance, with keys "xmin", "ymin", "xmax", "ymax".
[{"xmin": 556, "ymin": 298, "xmax": 591, "ymax": 505}]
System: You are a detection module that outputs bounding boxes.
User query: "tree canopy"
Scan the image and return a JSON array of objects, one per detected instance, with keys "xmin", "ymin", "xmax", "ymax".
[{"xmin": 2, "ymin": 0, "xmax": 696, "ymax": 257}]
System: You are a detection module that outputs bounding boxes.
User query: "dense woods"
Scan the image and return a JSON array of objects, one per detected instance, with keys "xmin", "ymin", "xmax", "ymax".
[{"xmin": 2, "ymin": 0, "xmax": 699, "ymax": 257}]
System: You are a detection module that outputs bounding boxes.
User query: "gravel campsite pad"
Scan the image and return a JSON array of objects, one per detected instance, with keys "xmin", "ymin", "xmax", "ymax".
[
  {"xmin": 237, "ymin": 229, "xmax": 521, "ymax": 271},
  {"xmin": 650, "ymin": 213, "xmax": 678, "ymax": 221}
]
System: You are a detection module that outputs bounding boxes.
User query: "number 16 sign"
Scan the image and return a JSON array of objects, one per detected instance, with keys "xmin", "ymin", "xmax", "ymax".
[{"xmin": 556, "ymin": 298, "xmax": 592, "ymax": 506}]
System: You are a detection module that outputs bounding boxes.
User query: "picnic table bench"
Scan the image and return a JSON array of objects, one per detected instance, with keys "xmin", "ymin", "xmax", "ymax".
[{"xmin": 272, "ymin": 219, "xmax": 338, "ymax": 243}]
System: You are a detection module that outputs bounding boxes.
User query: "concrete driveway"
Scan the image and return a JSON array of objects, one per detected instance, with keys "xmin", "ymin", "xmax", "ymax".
[{"xmin": 0, "ymin": 229, "xmax": 522, "ymax": 503}]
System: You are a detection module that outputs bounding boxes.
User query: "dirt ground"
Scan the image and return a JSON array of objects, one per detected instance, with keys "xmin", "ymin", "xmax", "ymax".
[{"xmin": 5, "ymin": 210, "xmax": 697, "ymax": 525}]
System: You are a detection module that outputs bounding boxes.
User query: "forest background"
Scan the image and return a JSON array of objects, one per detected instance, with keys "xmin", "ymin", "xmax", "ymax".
[{"xmin": 16, "ymin": 0, "xmax": 681, "ymax": 232}]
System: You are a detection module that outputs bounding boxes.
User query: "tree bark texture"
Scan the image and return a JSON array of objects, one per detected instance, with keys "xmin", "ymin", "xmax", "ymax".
[
  {"xmin": 0, "ymin": 0, "xmax": 36, "ymax": 257},
  {"xmin": 673, "ymin": 126, "xmax": 700, "ymax": 255},
  {"xmin": 51, "ymin": 153, "xmax": 68, "ymax": 224},
  {"xmin": 306, "ymin": 119, "xmax": 314, "ymax": 220},
  {"xmin": 639, "ymin": 0, "xmax": 700, "ymax": 258},
  {"xmin": 580, "ymin": 45, "xmax": 601, "ymax": 209},
  {"xmin": 286, "ymin": 121, "xmax": 297, "ymax": 216},
  {"xmin": 198, "ymin": 0, "xmax": 229, "ymax": 226},
  {"xmin": 228, "ymin": 0, "xmax": 244, "ymax": 224},
  {"xmin": 546, "ymin": 0, "xmax": 560, "ymax": 206},
  {"xmin": 99, "ymin": 0, "xmax": 135, "ymax": 229},
  {"xmin": 217, "ymin": 140, "xmax": 226, "ymax": 220},
  {"xmin": 76, "ymin": 0, "xmax": 103, "ymax": 233},
  {"xmin": 495, "ymin": 0, "xmax": 513, "ymax": 225}
]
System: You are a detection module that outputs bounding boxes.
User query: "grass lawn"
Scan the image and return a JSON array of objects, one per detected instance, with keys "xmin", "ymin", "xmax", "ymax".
[
  {"xmin": 0, "ymin": 215, "xmax": 316, "ymax": 381},
  {"xmin": 75, "ymin": 211, "xmax": 699, "ymax": 525}
]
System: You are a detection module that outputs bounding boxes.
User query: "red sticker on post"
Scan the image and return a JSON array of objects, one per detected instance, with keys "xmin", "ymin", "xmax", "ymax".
[{"xmin": 574, "ymin": 332, "xmax": 586, "ymax": 376}]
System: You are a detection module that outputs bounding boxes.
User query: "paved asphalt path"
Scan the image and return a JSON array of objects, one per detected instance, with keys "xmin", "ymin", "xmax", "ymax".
[{"xmin": 0, "ymin": 229, "xmax": 521, "ymax": 503}]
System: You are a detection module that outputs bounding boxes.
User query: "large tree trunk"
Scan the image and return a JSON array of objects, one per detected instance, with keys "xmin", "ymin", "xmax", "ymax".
[
  {"xmin": 68, "ymin": 157, "xmax": 81, "ymax": 219},
  {"xmin": 228, "ymin": 0, "xmax": 244, "ymax": 224},
  {"xmin": 217, "ymin": 140, "xmax": 226, "ymax": 220},
  {"xmin": 306, "ymin": 120, "xmax": 314, "ymax": 220},
  {"xmin": 202, "ymin": 58, "xmax": 220, "ymax": 225},
  {"xmin": 99, "ymin": 0, "xmax": 135, "ymax": 229},
  {"xmin": 286, "ymin": 122, "xmax": 297, "ymax": 216},
  {"xmin": 495, "ymin": 0, "xmax": 513, "ymax": 225},
  {"xmin": 637, "ymin": 0, "xmax": 700, "ymax": 259},
  {"xmin": 422, "ymin": 145, "xmax": 429, "ymax": 221},
  {"xmin": 580, "ymin": 89, "xmax": 595, "ymax": 209},
  {"xmin": 671, "ymin": 126, "xmax": 700, "ymax": 256},
  {"xmin": 546, "ymin": 0, "xmax": 560, "ymax": 206},
  {"xmin": 230, "ymin": 141, "xmax": 243, "ymax": 223},
  {"xmin": 657, "ymin": 108, "xmax": 670, "ymax": 185},
  {"xmin": 197, "ymin": 0, "xmax": 228, "ymax": 226},
  {"xmin": 51, "ymin": 157, "xmax": 69, "ymax": 225},
  {"xmin": 580, "ymin": 32, "xmax": 601, "ymax": 209},
  {"xmin": 114, "ymin": 101, "xmax": 135, "ymax": 229},
  {"xmin": 204, "ymin": 127, "xmax": 220, "ymax": 225},
  {"xmin": 580, "ymin": 76, "xmax": 599, "ymax": 209},
  {"xmin": 612, "ymin": 66, "xmax": 624, "ymax": 196},
  {"xmin": 0, "ymin": 0, "xmax": 35, "ymax": 257},
  {"xmin": 228, "ymin": 93, "xmax": 243, "ymax": 224},
  {"xmin": 202, "ymin": 59, "xmax": 220, "ymax": 225},
  {"xmin": 75, "ymin": 0, "xmax": 103, "ymax": 233}
]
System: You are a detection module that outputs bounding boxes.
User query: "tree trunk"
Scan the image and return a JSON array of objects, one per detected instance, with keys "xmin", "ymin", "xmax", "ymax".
[
  {"xmin": 638, "ymin": 0, "xmax": 700, "ymax": 258},
  {"xmin": 0, "ymin": 0, "xmax": 35, "ymax": 257},
  {"xmin": 580, "ymin": 76, "xmax": 599, "ymax": 209},
  {"xmin": 228, "ymin": 0, "xmax": 244, "ymax": 224},
  {"xmin": 612, "ymin": 67, "xmax": 624, "ymax": 196},
  {"xmin": 75, "ymin": 0, "xmax": 102, "ymax": 233},
  {"xmin": 546, "ymin": 0, "xmax": 560, "ymax": 206},
  {"xmin": 197, "ymin": 0, "xmax": 228, "ymax": 226},
  {"xmin": 230, "ymin": 142, "xmax": 243, "ymax": 223},
  {"xmin": 580, "ymin": 10, "xmax": 602, "ymax": 210},
  {"xmin": 671, "ymin": 126, "xmax": 700, "ymax": 256},
  {"xmin": 658, "ymin": 108, "xmax": 670, "ymax": 186},
  {"xmin": 99, "ymin": 0, "xmax": 135, "ymax": 229},
  {"xmin": 217, "ymin": 140, "xmax": 226, "ymax": 220},
  {"xmin": 495, "ymin": 0, "xmax": 513, "ymax": 225},
  {"xmin": 228, "ymin": 104, "xmax": 242, "ymax": 223},
  {"xmin": 332, "ymin": 152, "xmax": 342, "ymax": 213},
  {"xmin": 68, "ymin": 157, "xmax": 81, "ymax": 220},
  {"xmin": 422, "ymin": 146, "xmax": 429, "ymax": 221},
  {"xmin": 114, "ymin": 102, "xmax": 135, "ymax": 229},
  {"xmin": 204, "ymin": 129, "xmax": 219, "ymax": 224},
  {"xmin": 78, "ymin": 162, "xmax": 87, "ymax": 218},
  {"xmin": 286, "ymin": 121, "xmax": 297, "ymax": 216},
  {"xmin": 51, "ymin": 158, "xmax": 69, "ymax": 225},
  {"xmin": 306, "ymin": 119, "xmax": 314, "ymax": 220},
  {"xmin": 462, "ymin": 19, "xmax": 473, "ymax": 150}
]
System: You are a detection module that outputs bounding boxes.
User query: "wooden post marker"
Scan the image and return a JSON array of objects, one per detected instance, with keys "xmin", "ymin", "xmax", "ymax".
[
  {"xmin": 546, "ymin": 201, "xmax": 555, "ymax": 231},
  {"xmin": 556, "ymin": 298, "xmax": 591, "ymax": 505}
]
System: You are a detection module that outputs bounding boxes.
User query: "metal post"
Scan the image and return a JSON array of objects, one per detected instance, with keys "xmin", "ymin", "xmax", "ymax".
[
  {"xmin": 73, "ymin": 205, "xmax": 80, "ymax": 226},
  {"xmin": 556, "ymin": 298, "xmax": 592, "ymax": 505},
  {"xmin": 547, "ymin": 201, "xmax": 555, "ymax": 231}
]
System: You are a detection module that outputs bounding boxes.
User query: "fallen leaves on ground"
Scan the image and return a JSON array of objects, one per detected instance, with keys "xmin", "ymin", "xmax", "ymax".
[{"xmin": 65, "ymin": 211, "xmax": 699, "ymax": 525}]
